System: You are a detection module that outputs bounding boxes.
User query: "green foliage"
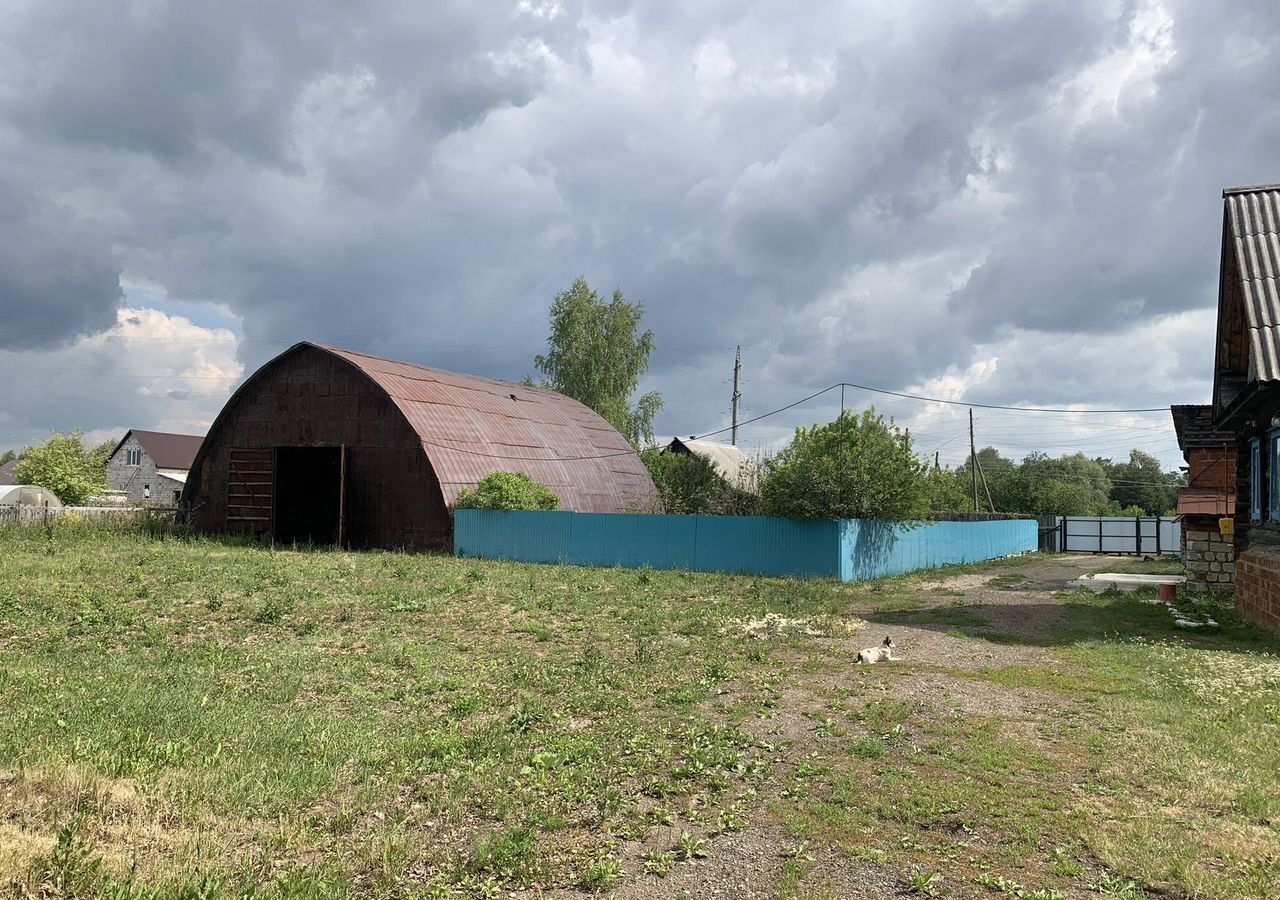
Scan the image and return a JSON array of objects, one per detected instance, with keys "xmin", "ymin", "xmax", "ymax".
[
  {"xmin": 455, "ymin": 471, "xmax": 561, "ymax": 512},
  {"xmin": 950, "ymin": 447, "xmax": 1184, "ymax": 516},
  {"xmin": 0, "ymin": 449, "xmax": 15, "ymax": 467},
  {"xmin": 1099, "ymin": 450, "xmax": 1183, "ymax": 515},
  {"xmin": 642, "ymin": 448, "xmax": 761, "ymax": 516},
  {"xmin": 925, "ymin": 466, "xmax": 972, "ymax": 512},
  {"xmin": 761, "ymin": 409, "xmax": 930, "ymax": 521},
  {"xmin": 88, "ymin": 439, "xmax": 117, "ymax": 473},
  {"xmin": 534, "ymin": 277, "xmax": 663, "ymax": 446},
  {"xmin": 13, "ymin": 430, "xmax": 108, "ymax": 505}
]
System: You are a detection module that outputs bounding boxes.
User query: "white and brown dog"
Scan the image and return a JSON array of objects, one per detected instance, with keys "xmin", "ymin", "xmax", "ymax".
[{"xmin": 856, "ymin": 636, "xmax": 896, "ymax": 664}]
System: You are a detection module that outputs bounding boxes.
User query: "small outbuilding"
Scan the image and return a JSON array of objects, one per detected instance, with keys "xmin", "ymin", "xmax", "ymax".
[
  {"xmin": 181, "ymin": 342, "xmax": 658, "ymax": 550},
  {"xmin": 664, "ymin": 438, "xmax": 760, "ymax": 492}
]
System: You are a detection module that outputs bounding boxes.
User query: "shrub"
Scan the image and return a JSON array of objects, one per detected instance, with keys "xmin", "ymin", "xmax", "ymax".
[
  {"xmin": 761, "ymin": 409, "xmax": 930, "ymax": 522},
  {"xmin": 13, "ymin": 430, "xmax": 108, "ymax": 506},
  {"xmin": 455, "ymin": 472, "xmax": 561, "ymax": 512},
  {"xmin": 641, "ymin": 449, "xmax": 762, "ymax": 516}
]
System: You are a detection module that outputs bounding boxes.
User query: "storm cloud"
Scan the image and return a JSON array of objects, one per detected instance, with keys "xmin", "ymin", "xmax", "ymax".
[{"xmin": 0, "ymin": 0, "xmax": 1276, "ymax": 464}]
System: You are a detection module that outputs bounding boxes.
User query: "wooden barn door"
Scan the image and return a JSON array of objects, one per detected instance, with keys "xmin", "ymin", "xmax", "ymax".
[{"xmin": 226, "ymin": 449, "xmax": 273, "ymax": 538}]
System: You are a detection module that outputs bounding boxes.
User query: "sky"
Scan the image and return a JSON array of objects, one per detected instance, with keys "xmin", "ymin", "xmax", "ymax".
[{"xmin": 1, "ymin": 0, "xmax": 1276, "ymax": 471}]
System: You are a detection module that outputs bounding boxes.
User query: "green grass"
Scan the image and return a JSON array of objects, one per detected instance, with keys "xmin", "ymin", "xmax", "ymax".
[{"xmin": 0, "ymin": 530, "xmax": 1277, "ymax": 899}]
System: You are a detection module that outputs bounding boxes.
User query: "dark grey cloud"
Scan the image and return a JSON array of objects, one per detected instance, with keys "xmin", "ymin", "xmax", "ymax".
[
  {"xmin": 0, "ymin": 0, "xmax": 1276, "ymax": 469},
  {"xmin": 0, "ymin": 181, "xmax": 121, "ymax": 348}
]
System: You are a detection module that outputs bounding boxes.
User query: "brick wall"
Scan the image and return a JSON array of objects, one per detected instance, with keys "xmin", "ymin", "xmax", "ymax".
[{"xmin": 1234, "ymin": 550, "xmax": 1280, "ymax": 634}]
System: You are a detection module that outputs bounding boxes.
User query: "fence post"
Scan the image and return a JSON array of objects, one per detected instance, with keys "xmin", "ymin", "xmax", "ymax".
[
  {"xmin": 1155, "ymin": 517, "xmax": 1161, "ymax": 556},
  {"xmin": 1059, "ymin": 517, "xmax": 1066, "ymax": 553},
  {"xmin": 1099, "ymin": 517, "xmax": 1104, "ymax": 554},
  {"xmin": 1135, "ymin": 517, "xmax": 1141, "ymax": 557}
]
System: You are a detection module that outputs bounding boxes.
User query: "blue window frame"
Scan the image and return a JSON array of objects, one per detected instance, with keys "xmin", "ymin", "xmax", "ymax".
[
  {"xmin": 1251, "ymin": 437, "xmax": 1263, "ymax": 522},
  {"xmin": 1271, "ymin": 430, "xmax": 1280, "ymax": 521}
]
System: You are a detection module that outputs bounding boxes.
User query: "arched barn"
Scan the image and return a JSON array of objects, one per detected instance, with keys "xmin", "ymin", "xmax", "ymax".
[{"xmin": 181, "ymin": 343, "xmax": 658, "ymax": 550}]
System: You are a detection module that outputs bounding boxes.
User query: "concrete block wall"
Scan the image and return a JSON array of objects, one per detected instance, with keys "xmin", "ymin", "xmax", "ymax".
[
  {"xmin": 1234, "ymin": 550, "xmax": 1280, "ymax": 634},
  {"xmin": 1181, "ymin": 519, "xmax": 1235, "ymax": 591}
]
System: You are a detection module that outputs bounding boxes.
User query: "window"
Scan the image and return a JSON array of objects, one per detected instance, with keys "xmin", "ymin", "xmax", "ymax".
[
  {"xmin": 1271, "ymin": 430, "xmax": 1280, "ymax": 521},
  {"xmin": 173, "ymin": 490, "xmax": 181, "ymax": 502},
  {"xmin": 143, "ymin": 484, "xmax": 151, "ymax": 500},
  {"xmin": 125, "ymin": 448, "xmax": 142, "ymax": 466},
  {"xmin": 1251, "ymin": 438, "xmax": 1262, "ymax": 522}
]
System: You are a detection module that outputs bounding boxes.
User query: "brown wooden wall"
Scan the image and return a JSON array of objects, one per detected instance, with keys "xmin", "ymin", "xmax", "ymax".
[{"xmin": 185, "ymin": 346, "xmax": 451, "ymax": 550}]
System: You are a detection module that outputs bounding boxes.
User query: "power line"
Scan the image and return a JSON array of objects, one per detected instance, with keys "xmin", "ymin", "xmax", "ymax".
[{"xmin": 838, "ymin": 382, "xmax": 1168, "ymax": 414}]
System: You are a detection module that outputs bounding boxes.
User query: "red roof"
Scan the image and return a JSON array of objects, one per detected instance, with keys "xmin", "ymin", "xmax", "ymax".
[
  {"xmin": 320, "ymin": 345, "xmax": 657, "ymax": 512},
  {"xmin": 113, "ymin": 430, "xmax": 205, "ymax": 471},
  {"xmin": 1177, "ymin": 488, "xmax": 1235, "ymax": 517}
]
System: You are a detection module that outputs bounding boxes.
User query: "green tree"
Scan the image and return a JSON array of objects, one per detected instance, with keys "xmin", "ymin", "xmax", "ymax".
[
  {"xmin": 0, "ymin": 449, "xmax": 15, "ymax": 467},
  {"xmin": 924, "ymin": 466, "xmax": 972, "ymax": 512},
  {"xmin": 454, "ymin": 472, "xmax": 561, "ymax": 511},
  {"xmin": 761, "ymin": 409, "xmax": 930, "ymax": 521},
  {"xmin": 13, "ymin": 431, "xmax": 108, "ymax": 505},
  {"xmin": 534, "ymin": 277, "xmax": 662, "ymax": 446},
  {"xmin": 87, "ymin": 439, "xmax": 116, "ymax": 473},
  {"xmin": 1100, "ymin": 450, "xmax": 1182, "ymax": 515}
]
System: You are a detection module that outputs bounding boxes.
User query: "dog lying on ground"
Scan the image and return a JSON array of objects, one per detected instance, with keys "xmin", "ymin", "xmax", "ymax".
[{"xmin": 856, "ymin": 636, "xmax": 896, "ymax": 664}]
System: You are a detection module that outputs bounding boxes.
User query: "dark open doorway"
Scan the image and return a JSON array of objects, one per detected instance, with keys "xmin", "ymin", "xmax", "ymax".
[{"xmin": 273, "ymin": 446, "xmax": 344, "ymax": 546}]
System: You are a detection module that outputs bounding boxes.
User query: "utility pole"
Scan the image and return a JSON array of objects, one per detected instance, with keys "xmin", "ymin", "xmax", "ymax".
[
  {"xmin": 969, "ymin": 408, "xmax": 979, "ymax": 513},
  {"xmin": 730, "ymin": 345, "xmax": 742, "ymax": 446},
  {"xmin": 935, "ymin": 451, "xmax": 940, "ymax": 470}
]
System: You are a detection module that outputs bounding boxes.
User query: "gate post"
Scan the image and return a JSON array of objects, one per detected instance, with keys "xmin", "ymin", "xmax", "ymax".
[
  {"xmin": 1155, "ymin": 517, "xmax": 1161, "ymax": 556},
  {"xmin": 1135, "ymin": 517, "xmax": 1142, "ymax": 557}
]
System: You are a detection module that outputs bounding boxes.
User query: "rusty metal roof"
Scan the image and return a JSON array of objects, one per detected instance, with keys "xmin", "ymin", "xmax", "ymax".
[
  {"xmin": 1224, "ymin": 185, "xmax": 1280, "ymax": 382},
  {"xmin": 317, "ymin": 344, "xmax": 658, "ymax": 512},
  {"xmin": 112, "ymin": 430, "xmax": 206, "ymax": 470},
  {"xmin": 1176, "ymin": 488, "xmax": 1235, "ymax": 517}
]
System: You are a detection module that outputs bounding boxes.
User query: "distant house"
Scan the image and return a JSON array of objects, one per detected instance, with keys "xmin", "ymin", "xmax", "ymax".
[
  {"xmin": 0, "ymin": 459, "xmax": 16, "ymax": 486},
  {"xmin": 1170, "ymin": 404, "xmax": 1235, "ymax": 590},
  {"xmin": 665, "ymin": 438, "xmax": 760, "ymax": 493},
  {"xmin": 1193, "ymin": 183, "xmax": 1280, "ymax": 632},
  {"xmin": 107, "ymin": 430, "xmax": 205, "ymax": 505}
]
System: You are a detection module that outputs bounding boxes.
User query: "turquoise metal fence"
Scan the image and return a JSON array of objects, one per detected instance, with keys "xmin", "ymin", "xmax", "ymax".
[{"xmin": 454, "ymin": 510, "xmax": 1037, "ymax": 580}]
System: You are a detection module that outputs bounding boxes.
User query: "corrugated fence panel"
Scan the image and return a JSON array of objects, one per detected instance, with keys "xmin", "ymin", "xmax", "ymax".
[
  {"xmin": 456, "ymin": 511, "xmax": 1032, "ymax": 580},
  {"xmin": 840, "ymin": 519, "xmax": 1038, "ymax": 581}
]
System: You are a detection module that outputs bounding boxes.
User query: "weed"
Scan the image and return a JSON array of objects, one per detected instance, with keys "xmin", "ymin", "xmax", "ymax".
[
  {"xmin": 677, "ymin": 832, "xmax": 709, "ymax": 861},
  {"xmin": 580, "ymin": 858, "xmax": 622, "ymax": 892},
  {"xmin": 907, "ymin": 867, "xmax": 944, "ymax": 897},
  {"xmin": 642, "ymin": 850, "xmax": 676, "ymax": 877}
]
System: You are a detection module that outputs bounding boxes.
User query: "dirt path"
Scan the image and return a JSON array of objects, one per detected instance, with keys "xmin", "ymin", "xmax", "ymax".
[{"xmin": 581, "ymin": 555, "xmax": 1122, "ymax": 900}]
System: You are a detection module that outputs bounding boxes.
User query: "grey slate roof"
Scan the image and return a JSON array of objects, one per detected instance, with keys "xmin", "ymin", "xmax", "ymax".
[{"xmin": 1225, "ymin": 185, "xmax": 1280, "ymax": 382}]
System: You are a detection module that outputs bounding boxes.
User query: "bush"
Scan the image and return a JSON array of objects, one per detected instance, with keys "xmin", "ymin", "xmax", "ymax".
[
  {"xmin": 761, "ymin": 409, "xmax": 930, "ymax": 522},
  {"xmin": 455, "ymin": 472, "xmax": 561, "ymax": 511},
  {"xmin": 641, "ymin": 449, "xmax": 761, "ymax": 516}
]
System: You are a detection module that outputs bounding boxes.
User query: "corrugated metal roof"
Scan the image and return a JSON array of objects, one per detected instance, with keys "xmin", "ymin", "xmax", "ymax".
[
  {"xmin": 318, "ymin": 344, "xmax": 657, "ymax": 512},
  {"xmin": 1225, "ymin": 185, "xmax": 1280, "ymax": 382},
  {"xmin": 666, "ymin": 438, "xmax": 760, "ymax": 492},
  {"xmin": 112, "ymin": 430, "xmax": 205, "ymax": 471}
]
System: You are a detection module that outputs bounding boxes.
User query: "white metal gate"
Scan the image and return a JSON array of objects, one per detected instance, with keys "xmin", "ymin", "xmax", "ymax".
[{"xmin": 1056, "ymin": 516, "xmax": 1180, "ymax": 555}]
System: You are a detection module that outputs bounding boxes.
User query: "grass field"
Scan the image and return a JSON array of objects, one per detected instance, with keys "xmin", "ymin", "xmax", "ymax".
[{"xmin": 1, "ymin": 526, "xmax": 1278, "ymax": 899}]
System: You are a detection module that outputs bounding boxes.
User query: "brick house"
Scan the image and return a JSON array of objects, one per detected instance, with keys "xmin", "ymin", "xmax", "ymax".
[
  {"xmin": 1170, "ymin": 405, "xmax": 1235, "ymax": 590},
  {"xmin": 1198, "ymin": 184, "xmax": 1280, "ymax": 633},
  {"xmin": 106, "ymin": 430, "xmax": 205, "ymax": 505}
]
